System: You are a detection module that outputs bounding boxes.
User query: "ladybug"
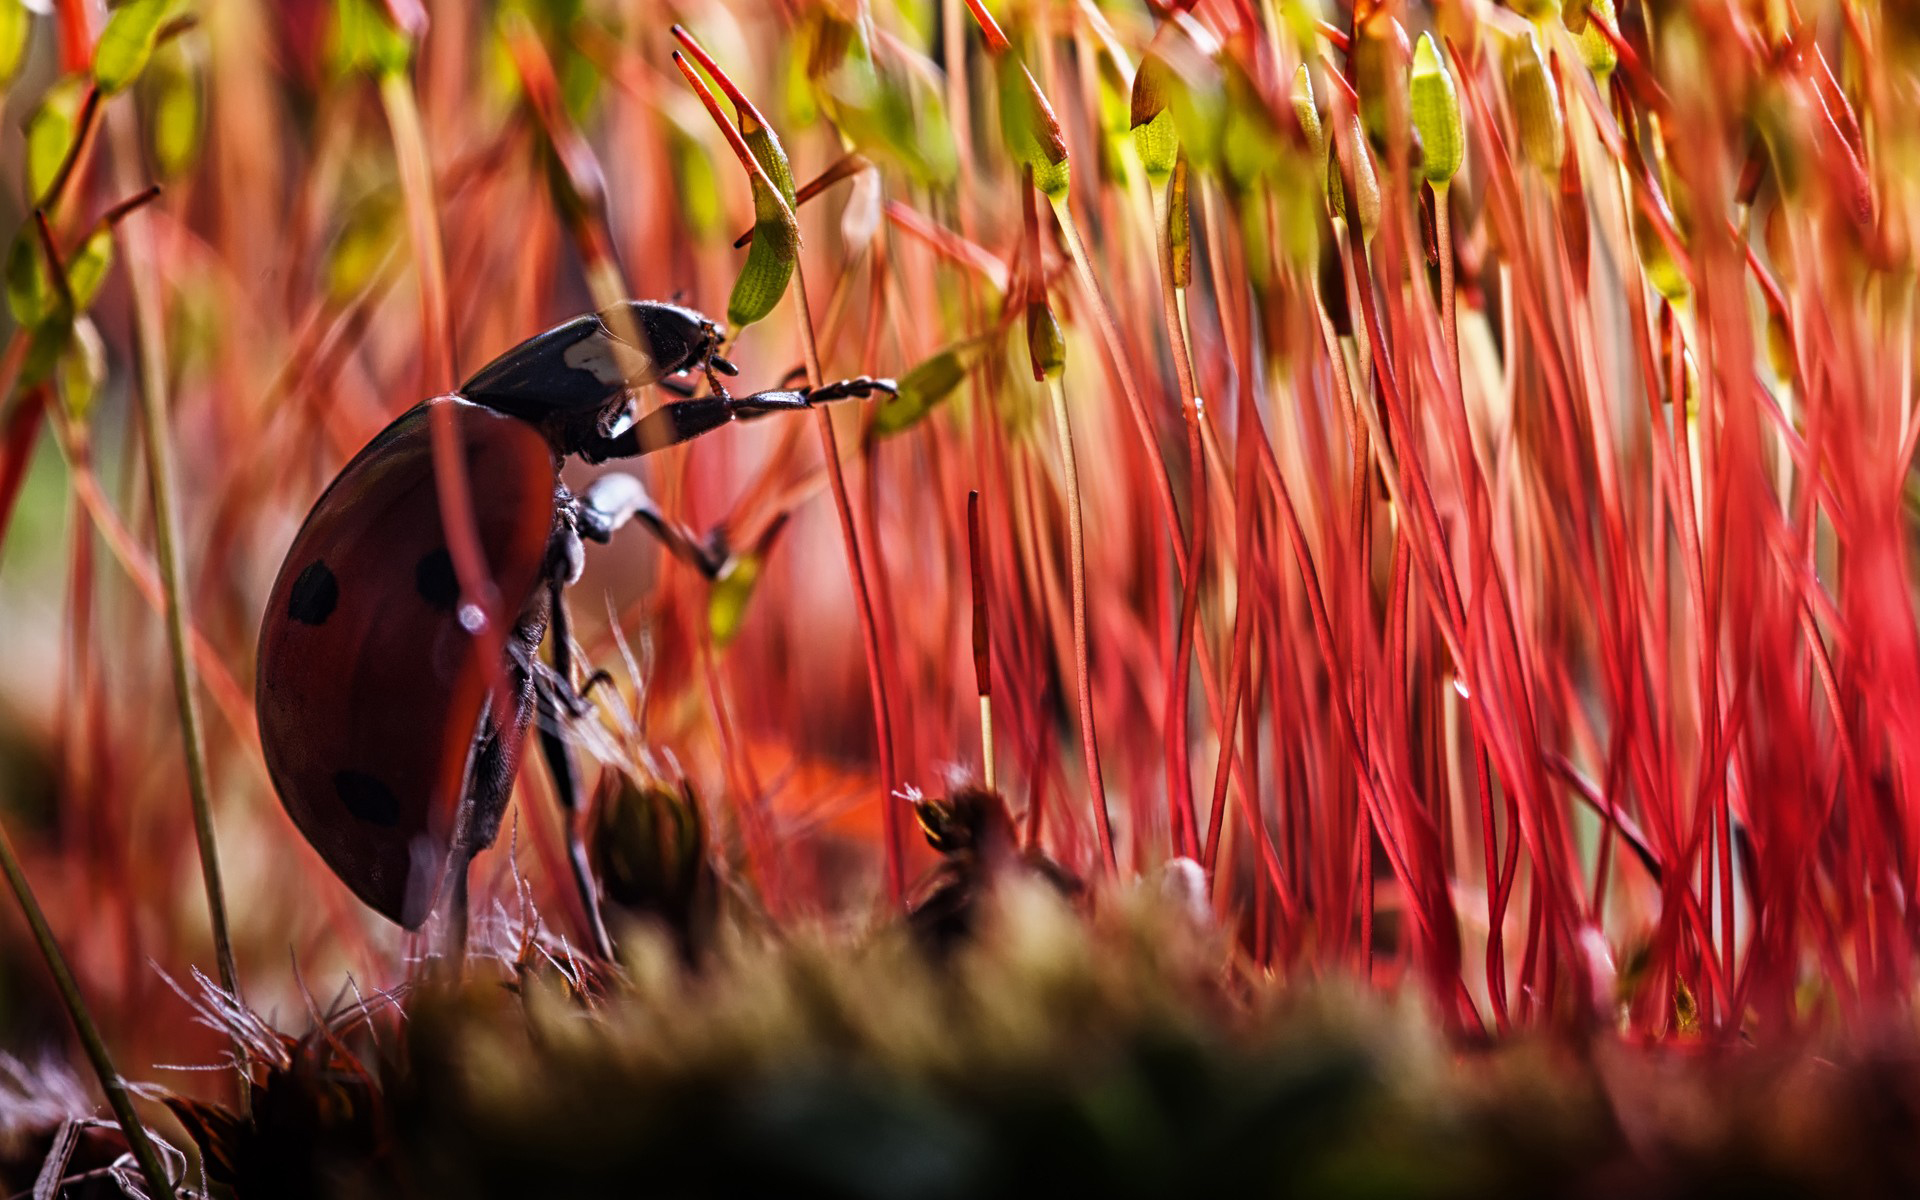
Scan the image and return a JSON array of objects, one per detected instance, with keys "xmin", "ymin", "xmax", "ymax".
[{"xmin": 256, "ymin": 301, "xmax": 891, "ymax": 953}]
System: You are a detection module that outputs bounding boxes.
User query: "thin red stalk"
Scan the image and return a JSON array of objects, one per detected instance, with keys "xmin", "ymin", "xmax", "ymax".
[
  {"xmin": 379, "ymin": 72, "xmax": 514, "ymax": 738},
  {"xmin": 968, "ymin": 491, "xmax": 996, "ymax": 792},
  {"xmin": 671, "ymin": 47, "xmax": 908, "ymax": 904},
  {"xmin": 1019, "ymin": 177, "xmax": 1115, "ymax": 874},
  {"xmin": 1154, "ymin": 168, "xmax": 1205, "ymax": 861}
]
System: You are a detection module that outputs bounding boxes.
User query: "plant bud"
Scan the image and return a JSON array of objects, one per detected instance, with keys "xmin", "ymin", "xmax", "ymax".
[
  {"xmin": 1326, "ymin": 115, "xmax": 1380, "ymax": 241},
  {"xmin": 1410, "ymin": 34, "xmax": 1464, "ymax": 185},
  {"xmin": 1000, "ymin": 58, "xmax": 1070, "ymax": 198},
  {"xmin": 727, "ymin": 175, "xmax": 798, "ymax": 327},
  {"xmin": 1352, "ymin": 12, "xmax": 1408, "ymax": 148},
  {"xmin": 1633, "ymin": 193, "xmax": 1690, "ymax": 300},
  {"xmin": 1565, "ymin": 0, "xmax": 1619, "ymax": 79},
  {"xmin": 1504, "ymin": 29, "xmax": 1564, "ymax": 176},
  {"xmin": 1291, "ymin": 63, "xmax": 1324, "ymax": 161},
  {"xmin": 591, "ymin": 774, "xmax": 715, "ymax": 960},
  {"xmin": 1130, "ymin": 53, "xmax": 1180, "ymax": 181},
  {"xmin": 1025, "ymin": 299, "xmax": 1066, "ymax": 381}
]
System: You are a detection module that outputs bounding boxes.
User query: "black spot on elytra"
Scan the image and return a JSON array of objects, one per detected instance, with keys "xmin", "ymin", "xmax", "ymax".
[
  {"xmin": 334, "ymin": 770, "xmax": 400, "ymax": 828},
  {"xmin": 414, "ymin": 547, "xmax": 458, "ymax": 611},
  {"xmin": 287, "ymin": 560, "xmax": 338, "ymax": 625}
]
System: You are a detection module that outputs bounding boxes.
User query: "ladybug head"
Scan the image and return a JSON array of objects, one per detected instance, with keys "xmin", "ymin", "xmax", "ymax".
[
  {"xmin": 614, "ymin": 301, "xmax": 737, "ymax": 380},
  {"xmin": 459, "ymin": 301, "xmax": 739, "ymax": 437}
]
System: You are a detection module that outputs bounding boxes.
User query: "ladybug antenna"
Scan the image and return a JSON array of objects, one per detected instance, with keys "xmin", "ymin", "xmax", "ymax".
[{"xmin": 709, "ymin": 353, "xmax": 740, "ymax": 377}]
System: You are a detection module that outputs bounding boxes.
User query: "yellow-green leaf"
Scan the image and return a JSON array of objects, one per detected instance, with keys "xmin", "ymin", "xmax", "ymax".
[
  {"xmin": 94, "ymin": 0, "xmax": 172, "ymax": 95},
  {"xmin": 0, "ymin": 0, "xmax": 32, "ymax": 89},
  {"xmin": 21, "ymin": 317, "xmax": 70, "ymax": 388},
  {"xmin": 145, "ymin": 36, "xmax": 202, "ymax": 178},
  {"xmin": 872, "ymin": 337, "xmax": 989, "ymax": 436},
  {"xmin": 327, "ymin": 191, "xmax": 399, "ymax": 304},
  {"xmin": 806, "ymin": 16, "xmax": 957, "ymax": 187},
  {"xmin": 329, "ymin": 0, "xmax": 412, "ymax": 79},
  {"xmin": 708, "ymin": 553, "xmax": 764, "ymax": 647},
  {"xmin": 66, "ymin": 227, "xmax": 114, "ymax": 311},
  {"xmin": 1633, "ymin": 197, "xmax": 1689, "ymax": 300},
  {"xmin": 5, "ymin": 227, "xmax": 52, "ymax": 329},
  {"xmin": 26, "ymin": 75, "xmax": 88, "ymax": 204},
  {"xmin": 58, "ymin": 316, "xmax": 106, "ymax": 423},
  {"xmin": 1221, "ymin": 59, "xmax": 1282, "ymax": 185}
]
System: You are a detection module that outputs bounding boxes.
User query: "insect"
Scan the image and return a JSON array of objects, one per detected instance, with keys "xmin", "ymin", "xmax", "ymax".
[
  {"xmin": 905, "ymin": 785, "xmax": 1082, "ymax": 953},
  {"xmin": 256, "ymin": 301, "xmax": 891, "ymax": 954}
]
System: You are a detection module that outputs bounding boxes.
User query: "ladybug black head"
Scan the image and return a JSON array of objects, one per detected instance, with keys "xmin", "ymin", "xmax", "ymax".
[
  {"xmin": 459, "ymin": 300, "xmax": 735, "ymax": 435},
  {"xmin": 615, "ymin": 301, "xmax": 733, "ymax": 380}
]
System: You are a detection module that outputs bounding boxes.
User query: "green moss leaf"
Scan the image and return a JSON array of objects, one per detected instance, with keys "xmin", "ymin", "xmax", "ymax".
[
  {"xmin": 805, "ymin": 15, "xmax": 956, "ymax": 187},
  {"xmin": 329, "ymin": 0, "xmax": 413, "ymax": 79},
  {"xmin": 58, "ymin": 316, "xmax": 106, "ymax": 423},
  {"xmin": 26, "ymin": 75, "xmax": 88, "ymax": 205},
  {"xmin": 94, "ymin": 0, "xmax": 173, "ymax": 95},
  {"xmin": 708, "ymin": 553, "xmax": 764, "ymax": 647},
  {"xmin": 327, "ymin": 191, "xmax": 399, "ymax": 304},
  {"xmin": 0, "ymin": 0, "xmax": 32, "ymax": 90},
  {"xmin": 872, "ymin": 338, "xmax": 990, "ymax": 436},
  {"xmin": 146, "ymin": 37, "xmax": 203, "ymax": 178},
  {"xmin": 1220, "ymin": 60, "xmax": 1282, "ymax": 185},
  {"xmin": 5, "ymin": 228, "xmax": 53, "ymax": 330},
  {"xmin": 65, "ymin": 228, "xmax": 114, "ymax": 312}
]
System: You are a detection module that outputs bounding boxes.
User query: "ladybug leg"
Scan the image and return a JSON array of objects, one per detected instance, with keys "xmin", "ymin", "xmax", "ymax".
[
  {"xmin": 440, "ymin": 671, "xmax": 537, "ymax": 962},
  {"xmin": 576, "ymin": 473, "xmax": 728, "ymax": 579},
  {"xmin": 533, "ymin": 574, "xmax": 617, "ymax": 961},
  {"xmin": 576, "ymin": 377, "xmax": 897, "ymax": 463}
]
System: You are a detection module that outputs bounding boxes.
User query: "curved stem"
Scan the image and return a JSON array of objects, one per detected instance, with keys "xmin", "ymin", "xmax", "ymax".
[
  {"xmin": 1049, "ymin": 197, "xmax": 1190, "ymax": 581},
  {"xmin": 1152, "ymin": 173, "xmax": 1206, "ymax": 861},
  {"xmin": 790, "ymin": 263, "xmax": 906, "ymax": 905},
  {"xmin": 0, "ymin": 819, "xmax": 172, "ymax": 1197},
  {"xmin": 110, "ymin": 104, "xmax": 247, "ymax": 1093}
]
